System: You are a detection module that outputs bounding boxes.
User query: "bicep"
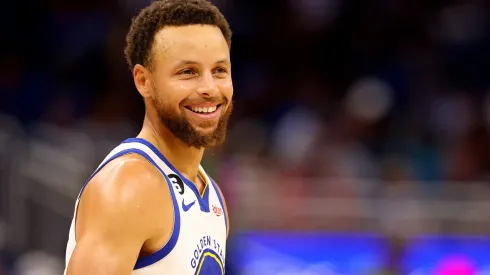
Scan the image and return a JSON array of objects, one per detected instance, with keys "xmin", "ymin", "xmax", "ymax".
[
  {"xmin": 67, "ymin": 193, "xmax": 147, "ymax": 275},
  {"xmin": 67, "ymin": 228, "xmax": 142, "ymax": 275},
  {"xmin": 67, "ymin": 157, "xmax": 168, "ymax": 275}
]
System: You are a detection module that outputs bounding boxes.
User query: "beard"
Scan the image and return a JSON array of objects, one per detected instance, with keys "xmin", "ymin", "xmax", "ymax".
[{"xmin": 150, "ymin": 94, "xmax": 233, "ymax": 149}]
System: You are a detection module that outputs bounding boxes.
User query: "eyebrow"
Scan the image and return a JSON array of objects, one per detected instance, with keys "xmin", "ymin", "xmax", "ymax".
[
  {"xmin": 215, "ymin": 59, "xmax": 230, "ymax": 65},
  {"xmin": 176, "ymin": 59, "xmax": 230, "ymax": 66}
]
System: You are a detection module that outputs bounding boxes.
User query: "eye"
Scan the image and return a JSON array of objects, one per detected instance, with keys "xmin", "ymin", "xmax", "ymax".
[
  {"xmin": 178, "ymin": 68, "xmax": 197, "ymax": 75},
  {"xmin": 213, "ymin": 67, "xmax": 228, "ymax": 75}
]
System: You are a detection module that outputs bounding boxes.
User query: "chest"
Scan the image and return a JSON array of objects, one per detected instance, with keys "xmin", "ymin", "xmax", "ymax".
[
  {"xmin": 134, "ymin": 172, "xmax": 227, "ymax": 275},
  {"xmin": 171, "ymin": 173, "xmax": 227, "ymax": 268}
]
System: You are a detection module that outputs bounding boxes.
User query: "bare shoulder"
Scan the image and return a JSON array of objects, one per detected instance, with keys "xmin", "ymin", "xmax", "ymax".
[
  {"xmin": 67, "ymin": 154, "xmax": 174, "ymax": 274},
  {"xmin": 76, "ymin": 153, "xmax": 173, "ymax": 242}
]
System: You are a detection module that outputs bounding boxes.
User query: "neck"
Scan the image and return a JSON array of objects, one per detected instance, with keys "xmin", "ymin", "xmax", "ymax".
[{"xmin": 137, "ymin": 113, "xmax": 204, "ymax": 183}]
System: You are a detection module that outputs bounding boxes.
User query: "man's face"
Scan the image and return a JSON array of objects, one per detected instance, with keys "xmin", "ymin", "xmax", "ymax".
[{"xmin": 148, "ymin": 25, "xmax": 233, "ymax": 148}]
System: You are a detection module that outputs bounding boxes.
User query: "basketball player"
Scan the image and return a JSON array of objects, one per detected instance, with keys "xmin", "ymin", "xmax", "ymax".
[{"xmin": 64, "ymin": 1, "xmax": 232, "ymax": 274}]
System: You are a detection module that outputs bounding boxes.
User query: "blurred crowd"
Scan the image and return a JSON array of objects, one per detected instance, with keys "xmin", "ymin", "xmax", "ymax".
[
  {"xmin": 1, "ymin": 0, "xmax": 490, "ymax": 274},
  {"xmin": 3, "ymin": 0, "xmax": 490, "ymax": 181}
]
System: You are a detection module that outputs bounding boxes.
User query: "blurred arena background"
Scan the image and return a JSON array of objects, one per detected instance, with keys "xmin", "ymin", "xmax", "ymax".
[{"xmin": 1, "ymin": 0, "xmax": 490, "ymax": 274}]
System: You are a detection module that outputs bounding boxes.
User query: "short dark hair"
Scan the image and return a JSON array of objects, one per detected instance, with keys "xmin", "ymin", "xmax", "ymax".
[{"xmin": 124, "ymin": 0, "xmax": 232, "ymax": 72}]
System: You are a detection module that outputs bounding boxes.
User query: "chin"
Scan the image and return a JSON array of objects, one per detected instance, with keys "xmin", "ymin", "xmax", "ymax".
[
  {"xmin": 192, "ymin": 120, "xmax": 219, "ymax": 131},
  {"xmin": 194, "ymin": 126, "xmax": 218, "ymax": 136}
]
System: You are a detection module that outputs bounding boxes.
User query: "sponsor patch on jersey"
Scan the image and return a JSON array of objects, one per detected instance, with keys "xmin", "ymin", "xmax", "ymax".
[{"xmin": 212, "ymin": 204, "xmax": 223, "ymax": 217}]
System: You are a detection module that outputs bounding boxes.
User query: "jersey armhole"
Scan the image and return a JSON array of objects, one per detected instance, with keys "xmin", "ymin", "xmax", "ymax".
[
  {"xmin": 210, "ymin": 178, "xmax": 228, "ymax": 236},
  {"xmin": 73, "ymin": 149, "xmax": 141, "ymax": 241},
  {"xmin": 73, "ymin": 148, "xmax": 181, "ymax": 270},
  {"xmin": 131, "ymin": 149, "xmax": 181, "ymax": 270}
]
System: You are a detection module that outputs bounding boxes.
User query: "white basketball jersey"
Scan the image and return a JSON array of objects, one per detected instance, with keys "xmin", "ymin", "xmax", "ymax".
[{"xmin": 64, "ymin": 138, "xmax": 228, "ymax": 275}]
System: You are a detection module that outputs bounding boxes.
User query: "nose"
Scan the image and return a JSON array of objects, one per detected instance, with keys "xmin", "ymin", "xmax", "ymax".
[{"xmin": 197, "ymin": 72, "xmax": 219, "ymax": 97}]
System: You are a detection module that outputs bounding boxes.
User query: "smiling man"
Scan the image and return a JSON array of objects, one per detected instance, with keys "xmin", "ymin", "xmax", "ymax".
[{"xmin": 64, "ymin": 1, "xmax": 232, "ymax": 274}]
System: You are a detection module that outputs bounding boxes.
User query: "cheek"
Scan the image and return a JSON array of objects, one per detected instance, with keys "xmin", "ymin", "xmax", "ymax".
[
  {"xmin": 170, "ymin": 79, "xmax": 198, "ymax": 91},
  {"xmin": 166, "ymin": 83, "xmax": 194, "ymax": 106},
  {"xmin": 220, "ymin": 81, "xmax": 234, "ymax": 98}
]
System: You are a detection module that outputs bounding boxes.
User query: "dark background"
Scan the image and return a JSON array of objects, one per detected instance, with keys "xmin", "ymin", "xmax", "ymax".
[{"xmin": 1, "ymin": 0, "xmax": 490, "ymax": 274}]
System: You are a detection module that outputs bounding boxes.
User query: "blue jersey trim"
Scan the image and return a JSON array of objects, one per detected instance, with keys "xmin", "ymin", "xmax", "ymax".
[
  {"xmin": 131, "ymin": 149, "xmax": 181, "ymax": 270},
  {"xmin": 210, "ymin": 179, "xmax": 227, "ymax": 233},
  {"xmin": 200, "ymin": 183, "xmax": 211, "ymax": 213},
  {"xmin": 75, "ymin": 146, "xmax": 181, "ymax": 270},
  {"xmin": 123, "ymin": 138, "xmax": 211, "ymax": 212}
]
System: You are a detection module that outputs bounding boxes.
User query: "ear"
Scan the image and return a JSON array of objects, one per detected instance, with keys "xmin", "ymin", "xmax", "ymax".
[{"xmin": 133, "ymin": 64, "xmax": 152, "ymax": 98}]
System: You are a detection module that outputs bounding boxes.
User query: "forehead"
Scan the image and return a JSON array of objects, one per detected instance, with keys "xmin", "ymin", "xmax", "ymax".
[{"xmin": 152, "ymin": 25, "xmax": 230, "ymax": 65}]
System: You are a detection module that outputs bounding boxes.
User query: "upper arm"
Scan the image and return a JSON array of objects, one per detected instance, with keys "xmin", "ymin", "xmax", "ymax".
[
  {"xmin": 67, "ymin": 156, "xmax": 172, "ymax": 275},
  {"xmin": 212, "ymin": 179, "xmax": 230, "ymax": 238}
]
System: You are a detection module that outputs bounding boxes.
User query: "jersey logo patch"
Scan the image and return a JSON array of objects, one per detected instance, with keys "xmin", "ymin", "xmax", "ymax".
[
  {"xmin": 168, "ymin": 174, "xmax": 185, "ymax": 195},
  {"xmin": 182, "ymin": 199, "xmax": 196, "ymax": 212},
  {"xmin": 212, "ymin": 205, "xmax": 223, "ymax": 216},
  {"xmin": 194, "ymin": 249, "xmax": 224, "ymax": 275}
]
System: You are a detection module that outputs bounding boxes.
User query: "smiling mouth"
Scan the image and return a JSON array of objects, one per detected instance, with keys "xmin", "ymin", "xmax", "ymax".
[{"xmin": 185, "ymin": 104, "xmax": 222, "ymax": 114}]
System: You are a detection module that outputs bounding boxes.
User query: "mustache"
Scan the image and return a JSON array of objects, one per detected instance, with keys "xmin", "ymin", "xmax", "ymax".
[{"xmin": 182, "ymin": 97, "xmax": 227, "ymax": 106}]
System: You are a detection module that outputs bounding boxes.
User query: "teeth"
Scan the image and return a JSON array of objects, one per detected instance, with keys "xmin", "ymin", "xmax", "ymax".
[{"xmin": 191, "ymin": 106, "xmax": 217, "ymax": 113}]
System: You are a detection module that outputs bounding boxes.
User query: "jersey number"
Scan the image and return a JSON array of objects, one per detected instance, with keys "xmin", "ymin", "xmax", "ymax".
[{"xmin": 168, "ymin": 174, "xmax": 185, "ymax": 195}]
